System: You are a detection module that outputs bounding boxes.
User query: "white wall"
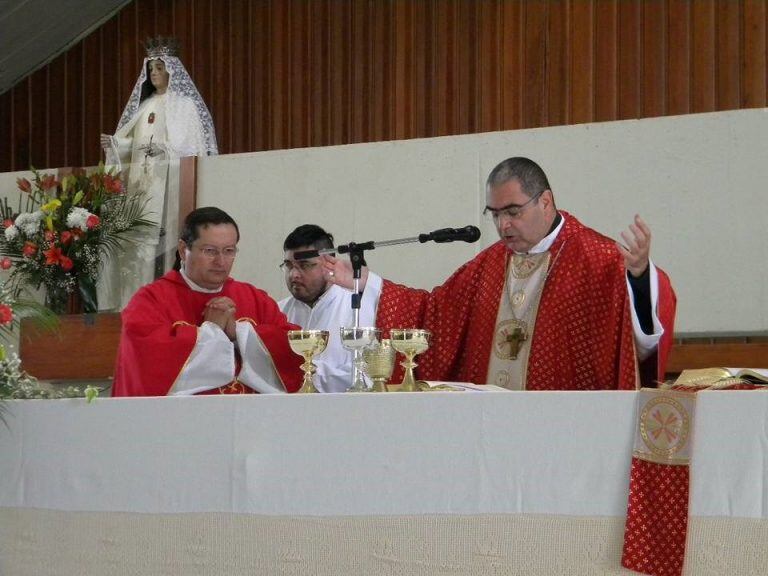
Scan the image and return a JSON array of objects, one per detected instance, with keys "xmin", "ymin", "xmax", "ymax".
[
  {"xmin": 198, "ymin": 108, "xmax": 768, "ymax": 335},
  {"xmin": 4, "ymin": 110, "xmax": 763, "ymax": 334}
]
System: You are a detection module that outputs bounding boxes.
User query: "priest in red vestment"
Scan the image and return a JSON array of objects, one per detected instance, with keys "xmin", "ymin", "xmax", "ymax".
[
  {"xmin": 325, "ymin": 157, "xmax": 676, "ymax": 391},
  {"xmin": 112, "ymin": 207, "xmax": 303, "ymax": 396}
]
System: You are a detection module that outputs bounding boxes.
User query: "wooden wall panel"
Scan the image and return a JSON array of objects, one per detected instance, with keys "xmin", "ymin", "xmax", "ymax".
[
  {"xmin": 1, "ymin": 0, "xmax": 768, "ymax": 172},
  {"xmin": 524, "ymin": 1, "xmax": 549, "ymax": 129},
  {"xmin": 29, "ymin": 68, "xmax": 49, "ymax": 168},
  {"xmin": 47, "ymin": 55, "xmax": 67, "ymax": 168},
  {"xmin": 742, "ymin": 0, "xmax": 767, "ymax": 108},
  {"xmin": 0, "ymin": 89, "xmax": 12, "ymax": 172},
  {"xmin": 716, "ymin": 0, "xmax": 741, "ymax": 111},
  {"xmin": 667, "ymin": 0, "xmax": 691, "ymax": 116},
  {"xmin": 500, "ymin": 1, "xmax": 523, "ymax": 132},
  {"xmin": 594, "ymin": 0, "xmax": 618, "ymax": 122},
  {"xmin": 13, "ymin": 79, "xmax": 30, "ymax": 169},
  {"xmin": 64, "ymin": 46, "xmax": 83, "ymax": 166},
  {"xmin": 617, "ymin": 1, "xmax": 641, "ymax": 120},
  {"xmin": 691, "ymin": 0, "xmax": 716, "ymax": 113},
  {"xmin": 547, "ymin": 1, "xmax": 570, "ymax": 127},
  {"xmin": 642, "ymin": 1, "xmax": 667, "ymax": 118},
  {"xmin": 570, "ymin": 0, "xmax": 594, "ymax": 124}
]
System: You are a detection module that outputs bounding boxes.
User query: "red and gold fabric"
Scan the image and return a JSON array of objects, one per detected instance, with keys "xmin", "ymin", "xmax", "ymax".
[
  {"xmin": 622, "ymin": 381, "xmax": 765, "ymax": 575},
  {"xmin": 622, "ymin": 389, "xmax": 695, "ymax": 576},
  {"xmin": 376, "ymin": 212, "xmax": 676, "ymax": 390},
  {"xmin": 113, "ymin": 270, "xmax": 303, "ymax": 396}
]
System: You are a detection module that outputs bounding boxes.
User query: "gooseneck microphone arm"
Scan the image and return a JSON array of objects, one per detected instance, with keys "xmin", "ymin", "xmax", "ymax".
[
  {"xmin": 292, "ymin": 225, "xmax": 482, "ymax": 261},
  {"xmin": 291, "ymin": 225, "xmax": 481, "ymax": 328}
]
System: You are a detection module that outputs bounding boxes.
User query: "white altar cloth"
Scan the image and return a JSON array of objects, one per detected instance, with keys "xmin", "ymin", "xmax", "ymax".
[{"xmin": 1, "ymin": 390, "xmax": 766, "ymax": 575}]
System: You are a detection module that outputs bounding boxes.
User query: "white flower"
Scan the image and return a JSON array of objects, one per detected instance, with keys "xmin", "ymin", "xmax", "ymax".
[
  {"xmin": 4, "ymin": 225, "xmax": 18, "ymax": 241},
  {"xmin": 14, "ymin": 211, "xmax": 44, "ymax": 235},
  {"xmin": 66, "ymin": 207, "xmax": 92, "ymax": 230}
]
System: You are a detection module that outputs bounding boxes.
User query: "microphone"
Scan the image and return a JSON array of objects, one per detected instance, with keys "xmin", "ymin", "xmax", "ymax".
[{"xmin": 419, "ymin": 225, "xmax": 481, "ymax": 244}]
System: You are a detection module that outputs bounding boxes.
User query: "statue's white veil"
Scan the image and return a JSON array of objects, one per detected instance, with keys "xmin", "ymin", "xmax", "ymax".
[{"xmin": 116, "ymin": 55, "xmax": 218, "ymax": 157}]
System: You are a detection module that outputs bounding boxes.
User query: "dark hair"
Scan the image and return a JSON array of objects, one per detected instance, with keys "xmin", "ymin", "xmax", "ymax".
[
  {"xmin": 486, "ymin": 157, "xmax": 551, "ymax": 198},
  {"xmin": 139, "ymin": 58, "xmax": 166, "ymax": 103},
  {"xmin": 174, "ymin": 207, "xmax": 239, "ymax": 270},
  {"xmin": 283, "ymin": 224, "xmax": 334, "ymax": 251}
]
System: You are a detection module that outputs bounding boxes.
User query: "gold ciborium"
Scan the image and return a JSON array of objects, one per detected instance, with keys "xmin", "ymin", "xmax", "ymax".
[
  {"xmin": 287, "ymin": 330, "xmax": 330, "ymax": 393},
  {"xmin": 390, "ymin": 328, "xmax": 431, "ymax": 392},
  {"xmin": 340, "ymin": 326, "xmax": 381, "ymax": 392},
  {"xmin": 362, "ymin": 338, "xmax": 396, "ymax": 392}
]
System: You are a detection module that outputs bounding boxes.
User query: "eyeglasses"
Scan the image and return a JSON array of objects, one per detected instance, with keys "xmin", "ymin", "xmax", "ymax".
[
  {"xmin": 483, "ymin": 190, "xmax": 544, "ymax": 222},
  {"xmin": 280, "ymin": 260, "xmax": 319, "ymax": 273},
  {"xmin": 195, "ymin": 246, "xmax": 239, "ymax": 260}
]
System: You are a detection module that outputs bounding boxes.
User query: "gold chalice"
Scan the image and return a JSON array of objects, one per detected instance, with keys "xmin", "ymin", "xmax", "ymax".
[
  {"xmin": 362, "ymin": 338, "xmax": 396, "ymax": 392},
  {"xmin": 390, "ymin": 328, "xmax": 431, "ymax": 392},
  {"xmin": 340, "ymin": 326, "xmax": 381, "ymax": 392},
  {"xmin": 287, "ymin": 330, "xmax": 330, "ymax": 393}
]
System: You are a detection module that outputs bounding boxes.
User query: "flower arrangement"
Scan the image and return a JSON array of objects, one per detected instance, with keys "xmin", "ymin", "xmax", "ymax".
[
  {"xmin": 0, "ymin": 165, "xmax": 153, "ymax": 313},
  {"xmin": 0, "ymin": 284, "xmax": 98, "ymax": 409}
]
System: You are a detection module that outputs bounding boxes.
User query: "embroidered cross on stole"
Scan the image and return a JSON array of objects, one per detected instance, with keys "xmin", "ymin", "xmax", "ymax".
[
  {"xmin": 505, "ymin": 324, "xmax": 527, "ymax": 360},
  {"xmin": 488, "ymin": 252, "xmax": 550, "ymax": 390}
]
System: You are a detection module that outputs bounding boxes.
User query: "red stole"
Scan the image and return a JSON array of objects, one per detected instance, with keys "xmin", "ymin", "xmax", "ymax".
[
  {"xmin": 113, "ymin": 271, "xmax": 303, "ymax": 396},
  {"xmin": 377, "ymin": 212, "xmax": 676, "ymax": 389}
]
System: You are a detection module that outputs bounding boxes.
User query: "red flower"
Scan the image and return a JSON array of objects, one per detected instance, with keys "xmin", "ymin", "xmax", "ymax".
[
  {"xmin": 0, "ymin": 257, "xmax": 11, "ymax": 270},
  {"xmin": 104, "ymin": 174, "xmax": 122, "ymax": 194},
  {"xmin": 40, "ymin": 174, "xmax": 58, "ymax": 190},
  {"xmin": 86, "ymin": 214, "xmax": 100, "ymax": 229},
  {"xmin": 2, "ymin": 219, "xmax": 13, "ymax": 229},
  {"xmin": 0, "ymin": 304, "xmax": 12, "ymax": 325},
  {"xmin": 71, "ymin": 229, "xmax": 84, "ymax": 241},
  {"xmin": 61, "ymin": 230, "xmax": 73, "ymax": 245},
  {"xmin": 44, "ymin": 230, "xmax": 57, "ymax": 242},
  {"xmin": 17, "ymin": 178, "xmax": 32, "ymax": 193},
  {"xmin": 22, "ymin": 242, "xmax": 38, "ymax": 258},
  {"xmin": 59, "ymin": 256, "xmax": 74, "ymax": 272},
  {"xmin": 43, "ymin": 246, "xmax": 63, "ymax": 265}
]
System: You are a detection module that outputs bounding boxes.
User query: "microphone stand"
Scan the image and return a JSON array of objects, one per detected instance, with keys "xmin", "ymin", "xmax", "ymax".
[
  {"xmin": 311, "ymin": 237, "xmax": 414, "ymax": 392},
  {"xmin": 297, "ymin": 227, "xmax": 481, "ymax": 390},
  {"xmin": 309, "ymin": 232, "xmax": 442, "ymax": 328}
]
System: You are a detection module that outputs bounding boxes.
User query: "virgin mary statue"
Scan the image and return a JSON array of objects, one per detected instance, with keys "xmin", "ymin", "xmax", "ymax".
[{"xmin": 100, "ymin": 36, "xmax": 217, "ymax": 310}]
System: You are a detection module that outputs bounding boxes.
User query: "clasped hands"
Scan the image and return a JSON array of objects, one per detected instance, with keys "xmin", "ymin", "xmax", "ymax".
[{"xmin": 203, "ymin": 296, "xmax": 237, "ymax": 341}]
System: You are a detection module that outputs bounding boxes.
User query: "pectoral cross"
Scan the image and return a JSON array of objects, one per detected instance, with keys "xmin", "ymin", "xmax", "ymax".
[{"xmin": 505, "ymin": 326, "xmax": 527, "ymax": 360}]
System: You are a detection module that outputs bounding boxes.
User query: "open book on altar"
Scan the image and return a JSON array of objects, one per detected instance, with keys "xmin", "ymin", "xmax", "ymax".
[
  {"xmin": 674, "ymin": 367, "xmax": 768, "ymax": 387},
  {"xmin": 421, "ymin": 381, "xmax": 510, "ymax": 392}
]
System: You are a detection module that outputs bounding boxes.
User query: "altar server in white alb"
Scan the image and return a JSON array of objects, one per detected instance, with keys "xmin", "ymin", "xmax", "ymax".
[
  {"xmin": 100, "ymin": 36, "xmax": 218, "ymax": 310},
  {"xmin": 279, "ymin": 225, "xmax": 383, "ymax": 392}
]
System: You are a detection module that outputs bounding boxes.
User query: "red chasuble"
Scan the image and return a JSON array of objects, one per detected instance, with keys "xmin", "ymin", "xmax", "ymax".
[
  {"xmin": 377, "ymin": 212, "xmax": 676, "ymax": 390},
  {"xmin": 113, "ymin": 271, "xmax": 303, "ymax": 396}
]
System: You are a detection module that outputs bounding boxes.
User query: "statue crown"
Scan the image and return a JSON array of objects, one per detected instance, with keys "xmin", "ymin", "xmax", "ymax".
[{"xmin": 144, "ymin": 36, "xmax": 180, "ymax": 59}]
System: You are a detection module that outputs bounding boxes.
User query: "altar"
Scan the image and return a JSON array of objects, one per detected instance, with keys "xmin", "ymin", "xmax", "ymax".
[{"xmin": 1, "ymin": 390, "xmax": 766, "ymax": 575}]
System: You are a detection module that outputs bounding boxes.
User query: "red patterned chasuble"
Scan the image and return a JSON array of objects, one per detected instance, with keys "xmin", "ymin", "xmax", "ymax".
[
  {"xmin": 113, "ymin": 271, "xmax": 303, "ymax": 396},
  {"xmin": 377, "ymin": 212, "xmax": 676, "ymax": 390}
]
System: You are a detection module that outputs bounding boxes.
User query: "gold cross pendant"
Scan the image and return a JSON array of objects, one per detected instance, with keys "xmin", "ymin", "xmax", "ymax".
[{"xmin": 506, "ymin": 326, "xmax": 527, "ymax": 360}]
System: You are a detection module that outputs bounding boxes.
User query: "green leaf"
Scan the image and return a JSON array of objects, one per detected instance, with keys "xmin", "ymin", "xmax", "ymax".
[{"xmin": 78, "ymin": 275, "xmax": 98, "ymax": 313}]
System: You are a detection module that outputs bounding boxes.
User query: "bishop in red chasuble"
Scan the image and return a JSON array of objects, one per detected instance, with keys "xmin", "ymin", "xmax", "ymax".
[
  {"xmin": 112, "ymin": 208, "xmax": 303, "ymax": 397},
  {"xmin": 374, "ymin": 158, "xmax": 675, "ymax": 390}
]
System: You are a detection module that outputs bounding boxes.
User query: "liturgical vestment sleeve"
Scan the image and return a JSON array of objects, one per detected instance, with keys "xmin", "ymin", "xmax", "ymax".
[{"xmin": 112, "ymin": 271, "xmax": 303, "ymax": 397}]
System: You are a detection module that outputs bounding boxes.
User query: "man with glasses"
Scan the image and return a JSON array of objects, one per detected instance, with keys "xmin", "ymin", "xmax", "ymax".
[
  {"xmin": 326, "ymin": 157, "xmax": 675, "ymax": 391},
  {"xmin": 278, "ymin": 224, "xmax": 382, "ymax": 392},
  {"xmin": 112, "ymin": 207, "xmax": 303, "ymax": 396}
]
